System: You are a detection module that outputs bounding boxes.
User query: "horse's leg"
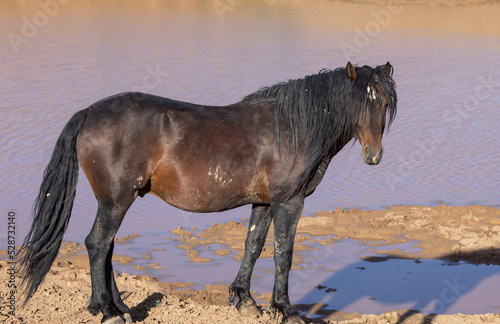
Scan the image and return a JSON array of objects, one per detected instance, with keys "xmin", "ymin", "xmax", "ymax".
[
  {"xmin": 271, "ymin": 195, "xmax": 305, "ymax": 324},
  {"xmin": 230, "ymin": 204, "xmax": 273, "ymax": 316},
  {"xmin": 86, "ymin": 199, "xmax": 134, "ymax": 324},
  {"xmin": 109, "ymin": 241, "xmax": 133, "ymax": 323}
]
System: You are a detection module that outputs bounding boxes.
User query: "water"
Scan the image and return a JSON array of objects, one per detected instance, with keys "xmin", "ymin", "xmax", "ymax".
[
  {"xmin": 1, "ymin": 0, "xmax": 499, "ymax": 316},
  {"xmin": 111, "ymin": 235, "xmax": 500, "ymax": 316},
  {"xmin": 294, "ymin": 243, "xmax": 500, "ymax": 316},
  {"xmin": 290, "ymin": 240, "xmax": 500, "ymax": 316}
]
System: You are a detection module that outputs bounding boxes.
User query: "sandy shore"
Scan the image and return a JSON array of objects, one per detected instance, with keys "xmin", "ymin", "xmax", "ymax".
[
  {"xmin": 346, "ymin": 0, "xmax": 499, "ymax": 5},
  {"xmin": 1, "ymin": 204, "xmax": 500, "ymax": 323}
]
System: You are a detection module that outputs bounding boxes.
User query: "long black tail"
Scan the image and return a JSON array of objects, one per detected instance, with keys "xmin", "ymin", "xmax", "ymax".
[{"xmin": 18, "ymin": 108, "xmax": 89, "ymax": 305}]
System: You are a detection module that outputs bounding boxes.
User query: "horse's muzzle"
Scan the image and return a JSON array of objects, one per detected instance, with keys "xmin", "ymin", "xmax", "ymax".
[{"xmin": 363, "ymin": 146, "xmax": 383, "ymax": 165}]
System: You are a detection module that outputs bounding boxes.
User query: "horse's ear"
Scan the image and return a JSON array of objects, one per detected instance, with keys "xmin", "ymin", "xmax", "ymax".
[
  {"xmin": 346, "ymin": 61, "xmax": 357, "ymax": 83},
  {"xmin": 383, "ymin": 62, "xmax": 393, "ymax": 76}
]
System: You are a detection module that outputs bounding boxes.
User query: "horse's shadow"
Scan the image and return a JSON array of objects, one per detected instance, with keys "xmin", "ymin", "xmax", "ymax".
[
  {"xmin": 127, "ymin": 291, "xmax": 165, "ymax": 322},
  {"xmin": 292, "ymin": 248, "xmax": 500, "ymax": 323}
]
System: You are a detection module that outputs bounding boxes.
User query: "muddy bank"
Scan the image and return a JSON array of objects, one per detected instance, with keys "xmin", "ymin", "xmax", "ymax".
[
  {"xmin": 2, "ymin": 204, "xmax": 500, "ymax": 323},
  {"xmin": 345, "ymin": 0, "xmax": 498, "ymax": 6},
  {"xmin": 305, "ymin": 204, "xmax": 500, "ymax": 264},
  {"xmin": 2, "ymin": 257, "xmax": 499, "ymax": 324},
  {"xmin": 2, "ymin": 257, "xmax": 500, "ymax": 324},
  {"xmin": 170, "ymin": 204, "xmax": 500, "ymax": 266}
]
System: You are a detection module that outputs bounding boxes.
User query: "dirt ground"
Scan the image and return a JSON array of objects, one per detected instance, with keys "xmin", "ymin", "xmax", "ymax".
[
  {"xmin": 345, "ymin": 0, "xmax": 498, "ymax": 5},
  {"xmin": 1, "ymin": 204, "xmax": 499, "ymax": 324}
]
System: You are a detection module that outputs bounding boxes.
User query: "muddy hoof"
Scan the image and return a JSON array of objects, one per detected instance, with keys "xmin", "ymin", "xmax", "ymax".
[
  {"xmin": 238, "ymin": 303, "xmax": 261, "ymax": 317},
  {"xmin": 123, "ymin": 313, "xmax": 133, "ymax": 323},
  {"xmin": 102, "ymin": 315, "xmax": 125, "ymax": 324},
  {"xmin": 283, "ymin": 315, "xmax": 306, "ymax": 324}
]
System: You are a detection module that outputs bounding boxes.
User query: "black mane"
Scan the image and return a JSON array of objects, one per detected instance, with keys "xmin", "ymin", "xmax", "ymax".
[{"xmin": 243, "ymin": 64, "xmax": 397, "ymax": 193}]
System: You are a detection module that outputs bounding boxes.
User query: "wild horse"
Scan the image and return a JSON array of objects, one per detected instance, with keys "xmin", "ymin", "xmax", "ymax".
[{"xmin": 19, "ymin": 62, "xmax": 397, "ymax": 324}]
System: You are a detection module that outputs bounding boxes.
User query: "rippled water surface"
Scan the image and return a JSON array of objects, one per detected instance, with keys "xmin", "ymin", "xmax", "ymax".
[
  {"xmin": 1, "ymin": 0, "xmax": 499, "ymax": 316},
  {"xmin": 2, "ymin": 0, "xmax": 498, "ymax": 241}
]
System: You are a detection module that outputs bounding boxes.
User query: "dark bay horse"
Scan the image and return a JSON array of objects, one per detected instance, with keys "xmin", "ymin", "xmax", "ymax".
[{"xmin": 19, "ymin": 62, "xmax": 397, "ymax": 324}]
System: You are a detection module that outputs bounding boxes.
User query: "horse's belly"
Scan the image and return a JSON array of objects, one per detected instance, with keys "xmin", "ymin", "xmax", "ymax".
[
  {"xmin": 150, "ymin": 161, "xmax": 270, "ymax": 212},
  {"xmin": 150, "ymin": 184, "xmax": 249, "ymax": 213}
]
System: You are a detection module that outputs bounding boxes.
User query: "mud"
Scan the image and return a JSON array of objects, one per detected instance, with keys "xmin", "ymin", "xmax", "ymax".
[
  {"xmin": 2, "ymin": 205, "xmax": 499, "ymax": 323},
  {"xmin": 170, "ymin": 205, "xmax": 500, "ymax": 266}
]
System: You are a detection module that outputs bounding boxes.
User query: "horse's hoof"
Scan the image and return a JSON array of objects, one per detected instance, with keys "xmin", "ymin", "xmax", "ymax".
[
  {"xmin": 283, "ymin": 315, "xmax": 306, "ymax": 324},
  {"xmin": 238, "ymin": 303, "xmax": 261, "ymax": 317},
  {"xmin": 123, "ymin": 313, "xmax": 134, "ymax": 323},
  {"xmin": 102, "ymin": 315, "xmax": 125, "ymax": 324}
]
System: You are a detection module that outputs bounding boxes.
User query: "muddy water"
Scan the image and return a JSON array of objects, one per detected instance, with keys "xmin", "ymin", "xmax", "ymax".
[
  {"xmin": 112, "ymin": 235, "xmax": 500, "ymax": 316},
  {"xmin": 1, "ymin": 0, "xmax": 499, "ymax": 316}
]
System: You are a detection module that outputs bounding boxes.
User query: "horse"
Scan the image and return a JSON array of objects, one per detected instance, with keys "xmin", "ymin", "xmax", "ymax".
[{"xmin": 19, "ymin": 61, "xmax": 397, "ymax": 324}]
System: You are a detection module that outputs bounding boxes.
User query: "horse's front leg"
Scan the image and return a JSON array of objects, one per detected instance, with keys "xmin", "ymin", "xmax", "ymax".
[
  {"xmin": 230, "ymin": 204, "xmax": 273, "ymax": 316},
  {"xmin": 271, "ymin": 194, "xmax": 306, "ymax": 324}
]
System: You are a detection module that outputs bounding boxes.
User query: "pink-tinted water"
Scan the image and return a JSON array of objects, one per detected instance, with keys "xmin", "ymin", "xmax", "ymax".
[{"xmin": 1, "ymin": 0, "xmax": 499, "ymax": 317}]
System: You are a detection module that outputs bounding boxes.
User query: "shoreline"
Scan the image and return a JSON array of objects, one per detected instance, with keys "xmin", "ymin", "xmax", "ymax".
[
  {"xmin": 2, "ymin": 204, "xmax": 500, "ymax": 323},
  {"xmin": 342, "ymin": 0, "xmax": 499, "ymax": 6}
]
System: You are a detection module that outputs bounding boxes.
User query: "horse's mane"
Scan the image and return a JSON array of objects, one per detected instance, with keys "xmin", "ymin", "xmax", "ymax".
[{"xmin": 243, "ymin": 64, "xmax": 397, "ymax": 195}]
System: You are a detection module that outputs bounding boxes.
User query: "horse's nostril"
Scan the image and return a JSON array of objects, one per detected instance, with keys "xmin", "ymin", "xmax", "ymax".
[{"xmin": 363, "ymin": 145, "xmax": 383, "ymax": 165}]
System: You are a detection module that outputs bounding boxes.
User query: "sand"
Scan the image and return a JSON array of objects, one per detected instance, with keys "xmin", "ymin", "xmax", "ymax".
[
  {"xmin": 347, "ymin": 0, "xmax": 498, "ymax": 6},
  {"xmin": 1, "ymin": 204, "xmax": 499, "ymax": 323}
]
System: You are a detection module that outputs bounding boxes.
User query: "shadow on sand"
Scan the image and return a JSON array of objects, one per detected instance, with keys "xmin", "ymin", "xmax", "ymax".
[
  {"xmin": 292, "ymin": 248, "xmax": 500, "ymax": 323},
  {"xmin": 128, "ymin": 291, "xmax": 165, "ymax": 322}
]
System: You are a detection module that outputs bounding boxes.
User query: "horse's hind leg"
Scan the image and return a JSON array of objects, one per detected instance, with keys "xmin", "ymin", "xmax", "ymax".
[
  {"xmin": 109, "ymin": 241, "xmax": 133, "ymax": 322},
  {"xmin": 230, "ymin": 204, "xmax": 273, "ymax": 316},
  {"xmin": 86, "ymin": 199, "xmax": 135, "ymax": 324}
]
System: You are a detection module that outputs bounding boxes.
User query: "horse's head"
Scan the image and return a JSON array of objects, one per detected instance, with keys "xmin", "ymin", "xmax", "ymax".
[{"xmin": 346, "ymin": 61, "xmax": 397, "ymax": 165}]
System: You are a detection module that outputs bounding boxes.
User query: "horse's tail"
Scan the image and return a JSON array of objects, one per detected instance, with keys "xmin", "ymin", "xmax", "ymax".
[{"xmin": 18, "ymin": 108, "xmax": 89, "ymax": 305}]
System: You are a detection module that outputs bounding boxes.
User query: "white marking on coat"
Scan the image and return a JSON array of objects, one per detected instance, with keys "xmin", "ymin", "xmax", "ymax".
[
  {"xmin": 208, "ymin": 165, "xmax": 233, "ymax": 187},
  {"xmin": 250, "ymin": 225, "xmax": 256, "ymax": 232},
  {"xmin": 367, "ymin": 86, "xmax": 377, "ymax": 100}
]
